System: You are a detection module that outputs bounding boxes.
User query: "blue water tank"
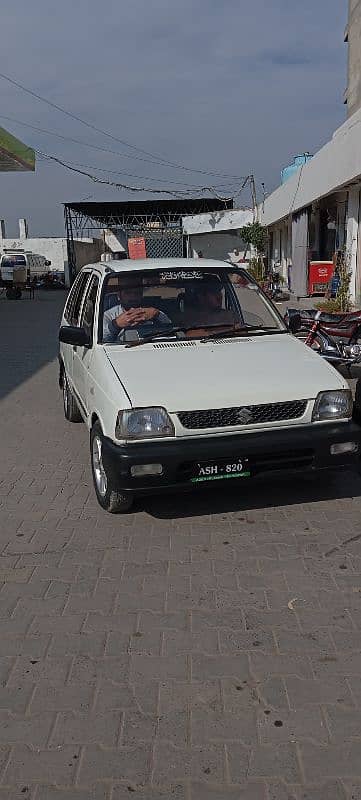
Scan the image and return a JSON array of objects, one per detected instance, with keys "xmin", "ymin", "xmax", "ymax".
[{"xmin": 281, "ymin": 153, "xmax": 313, "ymax": 184}]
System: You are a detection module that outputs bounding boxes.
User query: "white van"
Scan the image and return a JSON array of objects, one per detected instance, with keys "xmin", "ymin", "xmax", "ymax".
[
  {"xmin": 0, "ymin": 250, "xmax": 51, "ymax": 298},
  {"xmin": 58, "ymin": 258, "xmax": 361, "ymax": 513}
]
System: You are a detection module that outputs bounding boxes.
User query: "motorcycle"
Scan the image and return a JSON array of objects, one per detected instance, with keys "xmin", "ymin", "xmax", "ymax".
[
  {"xmin": 297, "ymin": 307, "xmax": 361, "ymax": 345},
  {"xmin": 286, "ymin": 308, "xmax": 361, "ymax": 372},
  {"xmin": 263, "ymin": 271, "xmax": 290, "ymax": 302}
]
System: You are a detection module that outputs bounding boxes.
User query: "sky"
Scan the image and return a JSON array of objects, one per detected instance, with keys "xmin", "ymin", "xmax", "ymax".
[{"xmin": 0, "ymin": 0, "xmax": 348, "ymax": 237}]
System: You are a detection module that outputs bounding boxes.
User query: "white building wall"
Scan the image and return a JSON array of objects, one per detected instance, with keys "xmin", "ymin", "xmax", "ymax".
[
  {"xmin": 188, "ymin": 231, "xmax": 250, "ymax": 262},
  {"xmin": 0, "ymin": 222, "xmax": 103, "ymax": 285},
  {"xmin": 346, "ymin": 186, "xmax": 361, "ymax": 301}
]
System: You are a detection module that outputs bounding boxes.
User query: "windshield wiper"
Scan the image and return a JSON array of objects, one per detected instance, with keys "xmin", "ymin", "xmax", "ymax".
[
  {"xmin": 125, "ymin": 323, "xmax": 243, "ymax": 348},
  {"xmin": 201, "ymin": 324, "xmax": 285, "ymax": 340}
]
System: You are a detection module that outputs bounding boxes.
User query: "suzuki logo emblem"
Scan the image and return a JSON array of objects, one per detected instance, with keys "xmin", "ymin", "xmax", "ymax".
[{"xmin": 237, "ymin": 407, "xmax": 253, "ymax": 424}]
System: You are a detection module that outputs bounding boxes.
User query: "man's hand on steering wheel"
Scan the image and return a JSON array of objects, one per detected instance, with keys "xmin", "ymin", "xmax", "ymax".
[
  {"xmin": 138, "ymin": 307, "xmax": 160, "ymax": 322},
  {"xmin": 114, "ymin": 307, "xmax": 163, "ymax": 334}
]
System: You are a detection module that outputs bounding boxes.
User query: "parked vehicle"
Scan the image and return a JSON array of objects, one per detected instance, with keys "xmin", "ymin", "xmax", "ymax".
[
  {"xmin": 39, "ymin": 272, "xmax": 65, "ymax": 291},
  {"xmin": 286, "ymin": 308, "xmax": 361, "ymax": 371},
  {"xmin": 0, "ymin": 250, "xmax": 51, "ymax": 299},
  {"xmin": 58, "ymin": 258, "xmax": 361, "ymax": 514},
  {"xmin": 297, "ymin": 307, "xmax": 361, "ymax": 344},
  {"xmin": 263, "ymin": 268, "xmax": 290, "ymax": 302}
]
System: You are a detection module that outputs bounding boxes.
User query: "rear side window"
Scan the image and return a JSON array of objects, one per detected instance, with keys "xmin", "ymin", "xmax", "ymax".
[
  {"xmin": 80, "ymin": 275, "xmax": 99, "ymax": 344},
  {"xmin": 64, "ymin": 272, "xmax": 90, "ymax": 325}
]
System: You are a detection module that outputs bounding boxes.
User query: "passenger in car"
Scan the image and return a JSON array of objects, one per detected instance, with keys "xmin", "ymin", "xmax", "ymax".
[
  {"xmin": 103, "ymin": 279, "xmax": 171, "ymax": 342},
  {"xmin": 185, "ymin": 278, "xmax": 237, "ymax": 327}
]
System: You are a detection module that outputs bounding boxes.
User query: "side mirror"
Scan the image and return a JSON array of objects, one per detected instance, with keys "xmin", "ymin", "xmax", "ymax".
[
  {"xmin": 59, "ymin": 325, "xmax": 91, "ymax": 347},
  {"xmin": 285, "ymin": 308, "xmax": 301, "ymax": 334}
]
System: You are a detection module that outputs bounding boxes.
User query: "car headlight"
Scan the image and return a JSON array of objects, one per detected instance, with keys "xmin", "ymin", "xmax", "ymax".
[
  {"xmin": 312, "ymin": 390, "xmax": 353, "ymax": 421},
  {"xmin": 115, "ymin": 407, "xmax": 175, "ymax": 440}
]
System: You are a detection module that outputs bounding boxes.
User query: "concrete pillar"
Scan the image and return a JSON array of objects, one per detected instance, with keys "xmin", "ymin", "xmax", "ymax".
[
  {"xmin": 0, "ymin": 220, "xmax": 6, "ymax": 240},
  {"xmin": 19, "ymin": 219, "xmax": 28, "ymax": 239},
  {"xmin": 346, "ymin": 186, "xmax": 360, "ymax": 304}
]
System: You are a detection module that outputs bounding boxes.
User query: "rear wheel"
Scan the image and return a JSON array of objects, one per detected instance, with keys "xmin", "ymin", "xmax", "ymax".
[
  {"xmin": 90, "ymin": 422, "xmax": 134, "ymax": 514},
  {"xmin": 6, "ymin": 286, "xmax": 21, "ymax": 300},
  {"xmin": 62, "ymin": 372, "xmax": 82, "ymax": 423}
]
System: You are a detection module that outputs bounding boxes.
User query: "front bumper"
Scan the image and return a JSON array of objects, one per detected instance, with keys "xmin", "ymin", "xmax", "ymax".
[{"xmin": 101, "ymin": 420, "xmax": 361, "ymax": 496}]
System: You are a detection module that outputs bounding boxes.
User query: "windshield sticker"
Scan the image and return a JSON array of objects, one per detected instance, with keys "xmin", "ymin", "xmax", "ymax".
[{"xmin": 159, "ymin": 270, "xmax": 203, "ymax": 281}]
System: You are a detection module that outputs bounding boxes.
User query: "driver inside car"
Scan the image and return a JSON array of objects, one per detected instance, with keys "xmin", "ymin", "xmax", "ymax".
[{"xmin": 103, "ymin": 279, "xmax": 171, "ymax": 343}]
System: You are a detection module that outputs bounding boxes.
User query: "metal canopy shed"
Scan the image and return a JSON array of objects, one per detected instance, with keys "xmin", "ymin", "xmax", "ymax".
[{"xmin": 64, "ymin": 197, "xmax": 233, "ymax": 280}]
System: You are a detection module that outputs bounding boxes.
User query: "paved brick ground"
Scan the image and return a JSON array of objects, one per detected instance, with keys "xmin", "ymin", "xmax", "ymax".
[{"xmin": 2, "ymin": 292, "xmax": 361, "ymax": 798}]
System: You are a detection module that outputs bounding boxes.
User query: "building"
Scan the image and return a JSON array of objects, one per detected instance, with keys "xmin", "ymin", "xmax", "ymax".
[
  {"xmin": 0, "ymin": 219, "xmax": 103, "ymax": 286},
  {"xmin": 260, "ymin": 0, "xmax": 361, "ymax": 302},
  {"xmin": 345, "ymin": 0, "xmax": 361, "ymax": 117},
  {"xmin": 182, "ymin": 207, "xmax": 254, "ymax": 262}
]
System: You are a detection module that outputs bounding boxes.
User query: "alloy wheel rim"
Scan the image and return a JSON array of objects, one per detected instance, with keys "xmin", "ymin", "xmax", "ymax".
[{"xmin": 92, "ymin": 435, "xmax": 107, "ymax": 497}]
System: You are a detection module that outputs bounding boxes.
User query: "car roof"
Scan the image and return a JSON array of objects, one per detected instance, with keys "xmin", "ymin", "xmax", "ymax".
[{"xmin": 83, "ymin": 258, "xmax": 234, "ymax": 276}]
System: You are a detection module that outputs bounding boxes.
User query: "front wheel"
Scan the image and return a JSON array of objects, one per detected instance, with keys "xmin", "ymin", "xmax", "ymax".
[{"xmin": 90, "ymin": 422, "xmax": 134, "ymax": 514}]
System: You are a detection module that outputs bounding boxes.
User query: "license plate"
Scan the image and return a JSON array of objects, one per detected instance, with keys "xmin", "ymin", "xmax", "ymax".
[{"xmin": 191, "ymin": 458, "xmax": 251, "ymax": 483}]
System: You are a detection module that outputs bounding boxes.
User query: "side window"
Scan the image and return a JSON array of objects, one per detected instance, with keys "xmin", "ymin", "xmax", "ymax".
[
  {"xmin": 64, "ymin": 272, "xmax": 90, "ymax": 325},
  {"xmin": 64, "ymin": 273, "xmax": 83, "ymax": 323},
  {"xmin": 80, "ymin": 275, "xmax": 99, "ymax": 343}
]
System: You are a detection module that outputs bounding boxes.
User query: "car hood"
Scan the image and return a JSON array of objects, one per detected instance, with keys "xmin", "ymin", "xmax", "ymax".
[{"xmin": 104, "ymin": 334, "xmax": 346, "ymax": 412}]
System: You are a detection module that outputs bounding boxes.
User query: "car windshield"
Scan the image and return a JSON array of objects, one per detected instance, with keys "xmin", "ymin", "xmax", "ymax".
[
  {"xmin": 1, "ymin": 255, "xmax": 26, "ymax": 267},
  {"xmin": 100, "ymin": 267, "xmax": 285, "ymax": 345}
]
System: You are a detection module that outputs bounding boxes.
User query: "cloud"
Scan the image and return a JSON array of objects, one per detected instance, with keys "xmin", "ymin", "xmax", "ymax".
[
  {"xmin": 0, "ymin": 0, "xmax": 347, "ymax": 235},
  {"xmin": 259, "ymin": 49, "xmax": 314, "ymax": 67}
]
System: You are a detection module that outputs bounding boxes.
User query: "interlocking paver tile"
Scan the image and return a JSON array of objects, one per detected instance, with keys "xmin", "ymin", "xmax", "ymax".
[
  {"xmin": 3, "ymin": 745, "xmax": 80, "ymax": 784},
  {"xmin": 220, "ymin": 629, "xmax": 277, "ymax": 654},
  {"xmin": 0, "ymin": 711, "xmax": 54, "ymax": 747},
  {"xmin": 192, "ymin": 708, "xmax": 258, "ymax": 745},
  {"xmin": 78, "ymin": 743, "xmax": 152, "ymax": 783},
  {"xmin": 257, "ymin": 707, "xmax": 328, "ymax": 744},
  {"xmin": 189, "ymin": 784, "xmax": 267, "ymax": 800},
  {"xmin": 35, "ymin": 787, "xmax": 109, "ymax": 800},
  {"xmin": 69, "ymin": 655, "xmax": 131, "ymax": 685},
  {"xmin": 248, "ymin": 743, "xmax": 302, "ymax": 782},
  {"xmin": 50, "ymin": 710, "xmax": 121, "ymax": 746},
  {"xmin": 152, "ymin": 741, "xmax": 226, "ymax": 784},
  {"xmin": 192, "ymin": 654, "xmax": 250, "ymax": 681},
  {"xmin": 285, "ymin": 676, "xmax": 354, "ymax": 707},
  {"xmin": 300, "ymin": 742, "xmax": 361, "ymax": 780},
  {"xmin": 30, "ymin": 684, "xmax": 94, "ymax": 712},
  {"xmin": 159, "ymin": 681, "xmax": 222, "ymax": 713},
  {"xmin": 8, "ymin": 657, "xmax": 71, "ymax": 686}
]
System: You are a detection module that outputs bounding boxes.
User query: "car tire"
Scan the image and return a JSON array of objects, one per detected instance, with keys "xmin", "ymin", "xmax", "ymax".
[
  {"xmin": 90, "ymin": 422, "xmax": 134, "ymax": 514},
  {"xmin": 62, "ymin": 372, "xmax": 82, "ymax": 423},
  {"xmin": 354, "ymin": 378, "xmax": 361, "ymax": 423}
]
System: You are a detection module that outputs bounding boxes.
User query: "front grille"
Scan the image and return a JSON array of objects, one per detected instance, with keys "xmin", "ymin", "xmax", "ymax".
[{"xmin": 177, "ymin": 400, "xmax": 308, "ymax": 430}]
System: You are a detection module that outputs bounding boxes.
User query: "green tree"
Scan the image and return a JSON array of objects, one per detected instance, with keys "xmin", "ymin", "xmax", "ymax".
[{"xmin": 239, "ymin": 222, "xmax": 266, "ymax": 255}]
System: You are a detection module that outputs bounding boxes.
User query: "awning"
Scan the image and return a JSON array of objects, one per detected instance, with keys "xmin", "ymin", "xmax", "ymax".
[{"xmin": 0, "ymin": 127, "xmax": 35, "ymax": 172}]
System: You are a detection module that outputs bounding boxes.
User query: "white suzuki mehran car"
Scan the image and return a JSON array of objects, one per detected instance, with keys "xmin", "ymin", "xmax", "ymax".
[{"xmin": 58, "ymin": 258, "xmax": 361, "ymax": 513}]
